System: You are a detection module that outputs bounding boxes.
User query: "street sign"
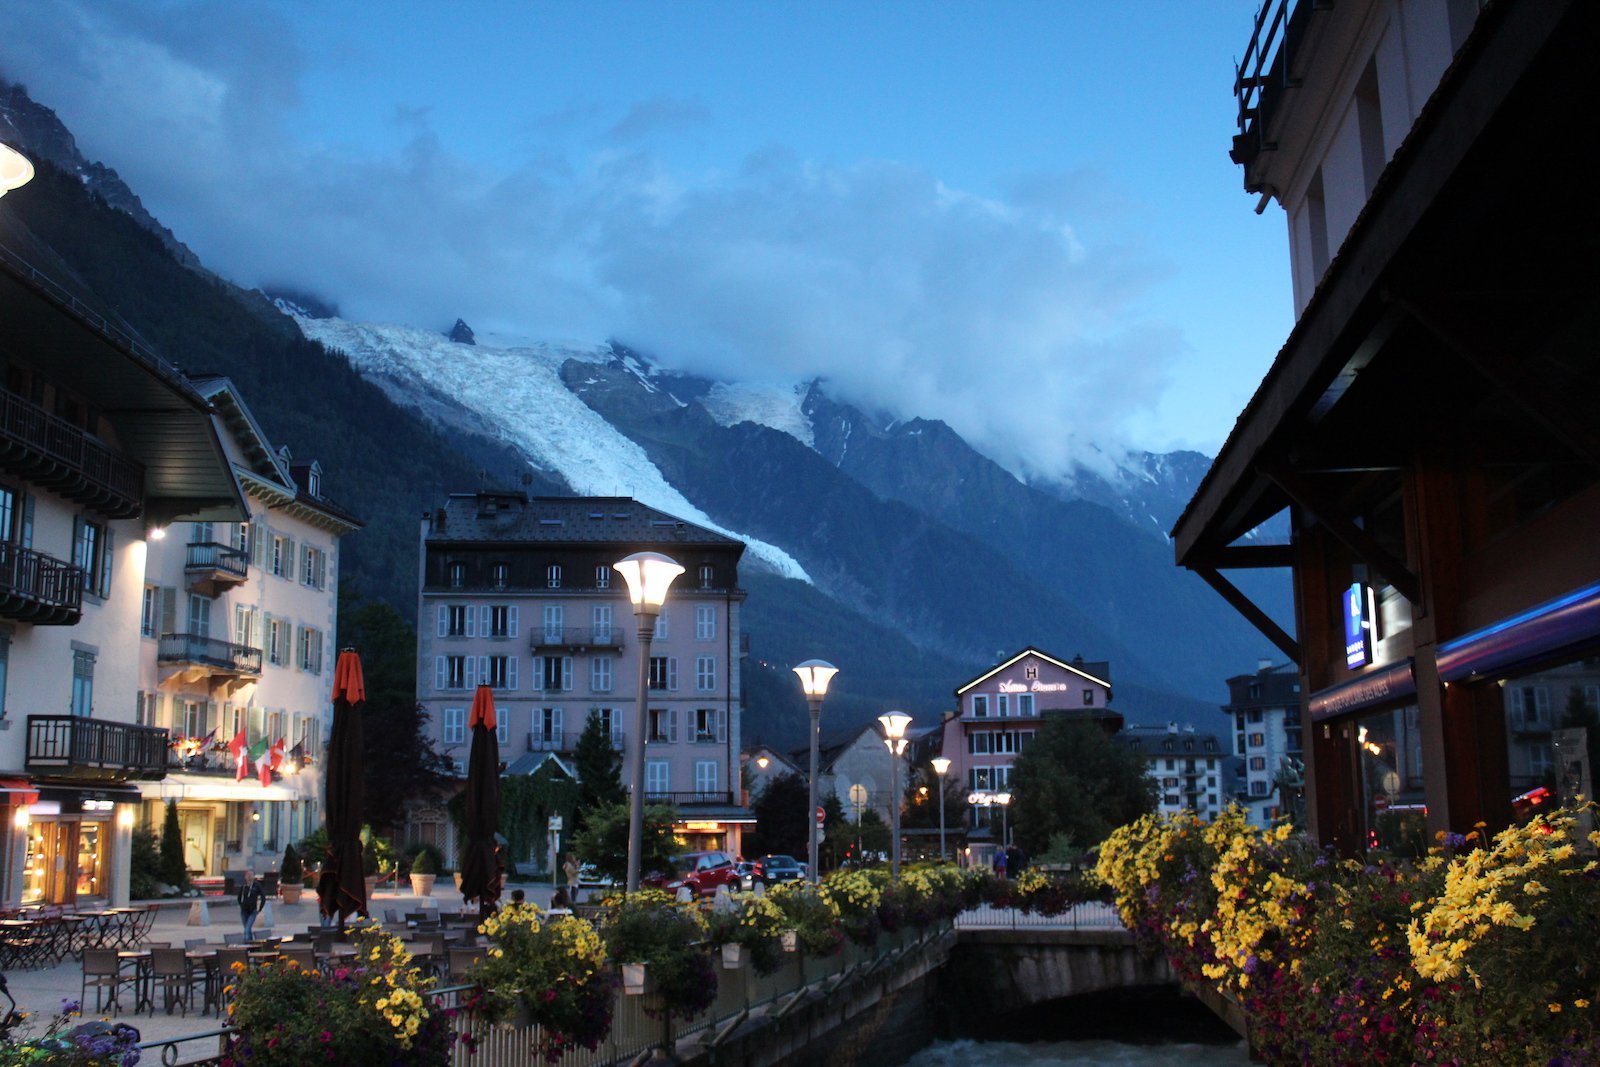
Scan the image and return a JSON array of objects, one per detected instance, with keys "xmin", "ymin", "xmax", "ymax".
[
  {"xmin": 815, "ymin": 806, "xmax": 826, "ymax": 827},
  {"xmin": 548, "ymin": 815, "xmax": 563, "ymax": 831}
]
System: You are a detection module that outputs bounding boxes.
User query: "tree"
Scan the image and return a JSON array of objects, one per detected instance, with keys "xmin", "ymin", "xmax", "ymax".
[
  {"xmin": 1010, "ymin": 718, "xmax": 1157, "ymax": 853},
  {"xmin": 572, "ymin": 715, "xmax": 625, "ymax": 829},
  {"xmin": 751, "ymin": 772, "xmax": 810, "ymax": 859},
  {"xmin": 159, "ymin": 799, "xmax": 188, "ymax": 889},
  {"xmin": 338, "ymin": 591, "xmax": 455, "ymax": 836},
  {"xmin": 570, "ymin": 801, "xmax": 681, "ymax": 883}
]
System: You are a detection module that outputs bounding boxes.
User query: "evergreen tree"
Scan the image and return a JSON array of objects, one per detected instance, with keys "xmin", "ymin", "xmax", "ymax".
[
  {"xmin": 572, "ymin": 714, "xmax": 625, "ymax": 829},
  {"xmin": 751, "ymin": 772, "xmax": 810, "ymax": 858},
  {"xmin": 159, "ymin": 799, "xmax": 188, "ymax": 889},
  {"xmin": 570, "ymin": 801, "xmax": 681, "ymax": 883},
  {"xmin": 1010, "ymin": 719, "xmax": 1157, "ymax": 853}
]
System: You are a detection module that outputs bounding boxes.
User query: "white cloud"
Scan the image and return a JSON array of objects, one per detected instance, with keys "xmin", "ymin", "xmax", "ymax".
[{"xmin": 0, "ymin": 0, "xmax": 1186, "ymax": 480}]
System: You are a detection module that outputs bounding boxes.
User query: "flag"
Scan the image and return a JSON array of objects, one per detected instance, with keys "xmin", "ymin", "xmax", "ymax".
[
  {"xmin": 230, "ymin": 727, "xmax": 249, "ymax": 781},
  {"xmin": 287, "ymin": 741, "xmax": 306, "ymax": 767},
  {"xmin": 260, "ymin": 738, "xmax": 286, "ymax": 787}
]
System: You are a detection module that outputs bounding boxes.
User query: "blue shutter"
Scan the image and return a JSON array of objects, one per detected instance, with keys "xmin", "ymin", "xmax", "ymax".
[
  {"xmin": 507, "ymin": 656, "xmax": 518, "ymax": 691},
  {"xmin": 437, "ymin": 606, "xmax": 448, "ymax": 637},
  {"xmin": 435, "ymin": 657, "xmax": 447, "ymax": 691},
  {"xmin": 562, "ymin": 657, "xmax": 573, "ymax": 692},
  {"xmin": 507, "ymin": 606, "xmax": 519, "ymax": 638}
]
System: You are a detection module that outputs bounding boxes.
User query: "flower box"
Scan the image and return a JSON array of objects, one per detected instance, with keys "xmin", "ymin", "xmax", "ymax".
[
  {"xmin": 721, "ymin": 942, "xmax": 745, "ymax": 969},
  {"xmin": 621, "ymin": 961, "xmax": 652, "ymax": 995},
  {"xmin": 781, "ymin": 930, "xmax": 798, "ymax": 952}
]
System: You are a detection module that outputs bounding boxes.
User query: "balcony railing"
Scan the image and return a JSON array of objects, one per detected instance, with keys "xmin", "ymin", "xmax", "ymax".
[
  {"xmin": 1230, "ymin": 0, "xmax": 1312, "ymax": 185},
  {"xmin": 0, "ymin": 541, "xmax": 85, "ymax": 625},
  {"xmin": 25, "ymin": 715, "xmax": 170, "ymax": 781},
  {"xmin": 527, "ymin": 728, "xmax": 566, "ymax": 752},
  {"xmin": 642, "ymin": 790, "xmax": 736, "ymax": 806},
  {"xmin": 0, "ymin": 388, "xmax": 145, "ymax": 518},
  {"xmin": 530, "ymin": 627, "xmax": 625, "ymax": 652},
  {"xmin": 184, "ymin": 541, "xmax": 249, "ymax": 596},
  {"xmin": 157, "ymin": 633, "xmax": 263, "ymax": 676}
]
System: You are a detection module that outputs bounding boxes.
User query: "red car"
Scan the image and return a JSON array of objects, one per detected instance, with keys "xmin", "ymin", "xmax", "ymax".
[{"xmin": 659, "ymin": 850, "xmax": 741, "ymax": 896}]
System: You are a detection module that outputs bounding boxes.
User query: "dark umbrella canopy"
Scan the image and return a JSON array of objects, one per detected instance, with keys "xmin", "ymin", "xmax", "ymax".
[
  {"xmin": 457, "ymin": 685, "xmax": 503, "ymax": 916},
  {"xmin": 318, "ymin": 649, "xmax": 368, "ymax": 924}
]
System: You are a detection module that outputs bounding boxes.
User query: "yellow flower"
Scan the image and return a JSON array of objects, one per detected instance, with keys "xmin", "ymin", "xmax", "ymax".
[{"xmin": 1549, "ymin": 1003, "xmax": 1563, "ymax": 1014}]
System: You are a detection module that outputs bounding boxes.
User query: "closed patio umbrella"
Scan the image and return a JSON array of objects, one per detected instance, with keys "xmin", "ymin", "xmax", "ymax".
[
  {"xmin": 456, "ymin": 685, "xmax": 503, "ymax": 919},
  {"xmin": 318, "ymin": 649, "xmax": 368, "ymax": 926}
]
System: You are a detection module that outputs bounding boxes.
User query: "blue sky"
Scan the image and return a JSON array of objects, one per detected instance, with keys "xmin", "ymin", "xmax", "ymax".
[{"xmin": 0, "ymin": 1, "xmax": 1291, "ymax": 480}]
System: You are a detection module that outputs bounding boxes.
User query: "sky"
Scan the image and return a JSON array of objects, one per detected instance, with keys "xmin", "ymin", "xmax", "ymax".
[{"xmin": 0, "ymin": 0, "xmax": 1293, "ymax": 482}]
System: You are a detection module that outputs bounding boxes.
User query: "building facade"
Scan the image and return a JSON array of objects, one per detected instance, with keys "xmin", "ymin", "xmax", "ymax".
[
  {"xmin": 135, "ymin": 378, "xmax": 359, "ymax": 881},
  {"xmin": 412, "ymin": 493, "xmax": 751, "ymax": 861},
  {"xmin": 1221, "ymin": 660, "xmax": 1304, "ymax": 827},
  {"xmin": 1, "ymin": 230, "xmax": 246, "ymax": 907},
  {"xmin": 1175, "ymin": 0, "xmax": 1598, "ymax": 850},
  {"xmin": 1117, "ymin": 724, "xmax": 1229, "ymax": 820}
]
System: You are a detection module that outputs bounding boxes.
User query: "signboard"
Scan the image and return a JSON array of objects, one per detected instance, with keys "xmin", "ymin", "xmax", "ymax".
[
  {"xmin": 1344, "ymin": 583, "xmax": 1373, "ymax": 669},
  {"xmin": 816, "ymin": 806, "xmax": 826, "ymax": 827},
  {"xmin": 547, "ymin": 815, "xmax": 563, "ymax": 831}
]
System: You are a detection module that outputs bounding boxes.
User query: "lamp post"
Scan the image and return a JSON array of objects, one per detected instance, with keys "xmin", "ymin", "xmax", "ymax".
[
  {"xmin": 792, "ymin": 659, "xmax": 838, "ymax": 884},
  {"xmin": 616, "ymin": 551, "xmax": 684, "ymax": 893},
  {"xmin": 877, "ymin": 712, "xmax": 912, "ymax": 878},
  {"xmin": 0, "ymin": 143, "xmax": 35, "ymax": 198},
  {"xmin": 994, "ymin": 792, "xmax": 1012, "ymax": 848},
  {"xmin": 930, "ymin": 757, "xmax": 950, "ymax": 861}
]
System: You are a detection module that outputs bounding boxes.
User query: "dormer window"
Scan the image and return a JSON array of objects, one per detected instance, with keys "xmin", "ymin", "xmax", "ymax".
[
  {"xmin": 595, "ymin": 565, "xmax": 611, "ymax": 589},
  {"xmin": 448, "ymin": 562, "xmax": 466, "ymax": 589},
  {"xmin": 698, "ymin": 564, "xmax": 714, "ymax": 589},
  {"xmin": 492, "ymin": 562, "xmax": 509, "ymax": 589},
  {"xmin": 546, "ymin": 564, "xmax": 562, "ymax": 589},
  {"xmin": 307, "ymin": 462, "xmax": 322, "ymax": 498}
]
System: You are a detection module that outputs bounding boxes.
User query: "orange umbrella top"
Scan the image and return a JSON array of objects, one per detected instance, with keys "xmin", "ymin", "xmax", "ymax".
[
  {"xmin": 333, "ymin": 649, "xmax": 366, "ymax": 705},
  {"xmin": 468, "ymin": 685, "xmax": 497, "ymax": 730}
]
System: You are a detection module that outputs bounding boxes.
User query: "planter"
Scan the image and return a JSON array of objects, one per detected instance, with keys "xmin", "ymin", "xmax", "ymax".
[
  {"xmin": 621, "ymin": 962, "xmax": 653, "ymax": 995},
  {"xmin": 280, "ymin": 884, "xmax": 304, "ymax": 905},
  {"xmin": 781, "ymin": 930, "xmax": 798, "ymax": 953},
  {"xmin": 364, "ymin": 876, "xmax": 380, "ymax": 900},
  {"xmin": 454, "ymin": 872, "xmax": 464, "ymax": 892},
  {"xmin": 721, "ymin": 943, "xmax": 746, "ymax": 969},
  {"xmin": 410, "ymin": 873, "xmax": 436, "ymax": 897}
]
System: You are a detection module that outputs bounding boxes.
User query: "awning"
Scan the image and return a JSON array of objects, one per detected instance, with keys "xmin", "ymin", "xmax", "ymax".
[
  {"xmin": 139, "ymin": 775, "xmax": 302, "ymax": 802},
  {"xmin": 1437, "ymin": 581, "xmax": 1600, "ymax": 684},
  {"xmin": 0, "ymin": 777, "xmax": 39, "ymax": 804},
  {"xmin": 673, "ymin": 805, "xmax": 757, "ymax": 827},
  {"xmin": 34, "ymin": 783, "xmax": 145, "ymax": 809},
  {"xmin": 1308, "ymin": 659, "xmax": 1417, "ymax": 722}
]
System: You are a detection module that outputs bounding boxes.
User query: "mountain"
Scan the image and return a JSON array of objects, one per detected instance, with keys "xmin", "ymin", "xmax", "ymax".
[{"xmin": 0, "ymin": 77, "xmax": 1286, "ymax": 749}]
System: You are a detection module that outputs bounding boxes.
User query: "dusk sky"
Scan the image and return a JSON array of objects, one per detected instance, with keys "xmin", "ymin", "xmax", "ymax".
[{"xmin": 0, "ymin": 1, "xmax": 1293, "ymax": 481}]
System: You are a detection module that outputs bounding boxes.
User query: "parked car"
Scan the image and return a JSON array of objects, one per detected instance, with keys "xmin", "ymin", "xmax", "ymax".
[
  {"xmin": 752, "ymin": 854, "xmax": 804, "ymax": 885},
  {"xmin": 735, "ymin": 860, "xmax": 756, "ymax": 891},
  {"xmin": 578, "ymin": 863, "xmax": 615, "ymax": 889},
  {"xmin": 657, "ymin": 850, "xmax": 741, "ymax": 896}
]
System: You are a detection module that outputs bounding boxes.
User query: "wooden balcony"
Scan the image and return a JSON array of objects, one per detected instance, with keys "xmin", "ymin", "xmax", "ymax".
[
  {"xmin": 25, "ymin": 715, "xmax": 170, "ymax": 781},
  {"xmin": 184, "ymin": 541, "xmax": 249, "ymax": 597},
  {"xmin": 0, "ymin": 541, "xmax": 84, "ymax": 625},
  {"xmin": 529, "ymin": 626, "xmax": 625, "ymax": 653},
  {"xmin": 0, "ymin": 388, "xmax": 145, "ymax": 519},
  {"xmin": 157, "ymin": 632, "xmax": 263, "ymax": 688}
]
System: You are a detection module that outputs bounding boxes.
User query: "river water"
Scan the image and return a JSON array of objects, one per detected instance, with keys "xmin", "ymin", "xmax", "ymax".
[{"xmin": 914, "ymin": 1037, "xmax": 1250, "ymax": 1066}]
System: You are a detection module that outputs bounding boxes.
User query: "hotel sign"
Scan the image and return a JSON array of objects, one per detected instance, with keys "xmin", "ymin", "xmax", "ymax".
[{"xmin": 997, "ymin": 680, "xmax": 1071, "ymax": 694}]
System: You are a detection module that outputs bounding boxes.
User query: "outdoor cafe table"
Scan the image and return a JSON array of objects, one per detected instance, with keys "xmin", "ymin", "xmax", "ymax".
[
  {"xmin": 186, "ymin": 949, "xmax": 220, "ymax": 1015},
  {"xmin": 115, "ymin": 949, "xmax": 154, "ymax": 1014}
]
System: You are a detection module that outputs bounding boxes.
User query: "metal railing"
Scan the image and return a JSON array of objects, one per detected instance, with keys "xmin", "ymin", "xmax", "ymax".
[
  {"xmin": 0, "ymin": 388, "xmax": 145, "ymax": 517},
  {"xmin": 0, "ymin": 541, "xmax": 85, "ymax": 623},
  {"xmin": 184, "ymin": 541, "xmax": 249, "ymax": 581},
  {"xmin": 953, "ymin": 900, "xmax": 1124, "ymax": 931},
  {"xmin": 1231, "ymin": 0, "xmax": 1310, "ymax": 177},
  {"xmin": 157, "ymin": 633, "xmax": 263, "ymax": 675},
  {"xmin": 530, "ymin": 627, "xmax": 625, "ymax": 651},
  {"xmin": 527, "ymin": 729, "xmax": 566, "ymax": 751},
  {"xmin": 642, "ymin": 790, "xmax": 735, "ymax": 806},
  {"xmin": 25, "ymin": 715, "xmax": 170, "ymax": 780}
]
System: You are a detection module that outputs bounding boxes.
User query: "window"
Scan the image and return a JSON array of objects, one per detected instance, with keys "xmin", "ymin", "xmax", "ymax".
[
  {"xmin": 447, "ymin": 605, "xmax": 469, "ymax": 637},
  {"xmin": 545, "ymin": 564, "xmax": 561, "ymax": 589},
  {"xmin": 591, "ymin": 656, "xmax": 613, "ymax": 693},
  {"xmin": 1016, "ymin": 693, "xmax": 1034, "ymax": 717},
  {"xmin": 969, "ymin": 767, "xmax": 992, "ymax": 790},
  {"xmin": 187, "ymin": 594, "xmax": 210, "ymax": 637},
  {"xmin": 1246, "ymin": 708, "xmax": 1263, "ymax": 724},
  {"xmin": 1249, "ymin": 757, "xmax": 1266, "ymax": 771},
  {"xmin": 695, "ymin": 760, "xmax": 718, "ymax": 794},
  {"xmin": 543, "ymin": 605, "xmax": 564, "ymax": 643},
  {"xmin": 649, "ymin": 708, "xmax": 673, "ymax": 743},
  {"xmin": 1529, "ymin": 742, "xmax": 1553, "ymax": 778},
  {"xmin": 969, "ymin": 732, "xmax": 992, "ymax": 755},
  {"xmin": 74, "ymin": 518, "xmax": 102, "ymax": 588},
  {"xmin": 593, "ymin": 605, "xmax": 613, "ymax": 642},
  {"xmin": 71, "ymin": 648, "xmax": 95, "ymax": 716},
  {"xmin": 448, "ymin": 562, "xmax": 466, "ymax": 588},
  {"xmin": 653, "ymin": 609, "xmax": 669, "ymax": 640},
  {"xmin": 695, "ymin": 708, "xmax": 718, "ymax": 743},
  {"xmin": 447, "ymin": 656, "xmax": 468, "ymax": 690},
  {"xmin": 995, "ymin": 693, "xmax": 1009, "ymax": 719},
  {"xmin": 135, "ymin": 690, "xmax": 158, "ymax": 727},
  {"xmin": 234, "ymin": 521, "xmax": 251, "ymax": 556},
  {"xmin": 298, "ymin": 628, "xmax": 325, "ymax": 674},
  {"xmin": 695, "ymin": 655, "xmax": 716, "ymax": 692},
  {"xmin": 265, "ymin": 618, "xmax": 286, "ymax": 666},
  {"xmin": 0, "ymin": 486, "xmax": 14, "ymax": 542},
  {"xmin": 971, "ymin": 694, "xmax": 988, "ymax": 718},
  {"xmin": 533, "ymin": 707, "xmax": 563, "ymax": 749},
  {"xmin": 442, "ymin": 707, "xmax": 465, "ymax": 744},
  {"xmin": 595, "ymin": 564, "xmax": 611, "ymax": 589},
  {"xmin": 1083, "ymin": 689, "xmax": 1095, "ymax": 706},
  {"xmin": 301, "ymin": 545, "xmax": 327, "ymax": 589},
  {"xmin": 698, "ymin": 564, "xmax": 714, "ymax": 589},
  {"xmin": 651, "ymin": 656, "xmax": 677, "ymax": 691},
  {"xmin": 487, "ymin": 655, "xmax": 515, "ymax": 689},
  {"xmin": 695, "ymin": 605, "xmax": 715, "ymax": 640},
  {"xmin": 141, "ymin": 586, "xmax": 159, "ymax": 638},
  {"xmin": 539, "ymin": 655, "xmax": 572, "ymax": 691},
  {"xmin": 592, "ymin": 707, "xmax": 621, "ymax": 745},
  {"xmin": 233, "ymin": 605, "xmax": 259, "ymax": 650},
  {"xmin": 491, "ymin": 562, "xmax": 509, "ymax": 589},
  {"xmin": 0, "ymin": 628, "xmax": 9, "ymax": 720},
  {"xmin": 490, "ymin": 605, "xmax": 515, "ymax": 638},
  {"xmin": 182, "ymin": 700, "xmax": 207, "ymax": 738},
  {"xmin": 1248, "ymin": 733, "xmax": 1265, "ymax": 748},
  {"xmin": 271, "ymin": 536, "xmax": 289, "ymax": 578},
  {"xmin": 645, "ymin": 760, "xmax": 669, "ymax": 796},
  {"xmin": 1250, "ymin": 781, "xmax": 1269, "ymax": 797}
]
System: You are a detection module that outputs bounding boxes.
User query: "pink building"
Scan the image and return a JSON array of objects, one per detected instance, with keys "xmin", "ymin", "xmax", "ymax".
[{"xmin": 941, "ymin": 648, "xmax": 1116, "ymax": 835}]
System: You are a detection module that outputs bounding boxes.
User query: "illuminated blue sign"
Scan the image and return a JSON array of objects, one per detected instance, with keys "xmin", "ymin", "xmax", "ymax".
[{"xmin": 1345, "ymin": 582, "xmax": 1372, "ymax": 669}]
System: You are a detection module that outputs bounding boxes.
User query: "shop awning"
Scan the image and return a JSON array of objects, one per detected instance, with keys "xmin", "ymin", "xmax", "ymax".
[
  {"xmin": 139, "ymin": 775, "xmax": 302, "ymax": 802},
  {"xmin": 1308, "ymin": 660, "xmax": 1417, "ymax": 722},
  {"xmin": 1437, "ymin": 581, "xmax": 1600, "ymax": 684},
  {"xmin": 0, "ymin": 777, "xmax": 39, "ymax": 804},
  {"xmin": 673, "ymin": 805, "xmax": 756, "ymax": 827}
]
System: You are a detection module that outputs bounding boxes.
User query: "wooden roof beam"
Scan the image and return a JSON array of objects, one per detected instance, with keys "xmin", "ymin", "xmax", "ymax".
[
  {"xmin": 1194, "ymin": 565, "xmax": 1300, "ymax": 665},
  {"xmin": 1262, "ymin": 465, "xmax": 1421, "ymax": 603}
]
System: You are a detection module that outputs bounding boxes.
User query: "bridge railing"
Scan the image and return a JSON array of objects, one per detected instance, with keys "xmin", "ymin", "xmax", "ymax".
[{"xmin": 953, "ymin": 900, "xmax": 1124, "ymax": 931}]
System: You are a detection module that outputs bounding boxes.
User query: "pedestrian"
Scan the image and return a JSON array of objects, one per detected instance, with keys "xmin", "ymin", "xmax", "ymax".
[
  {"xmin": 509, "ymin": 888, "xmax": 526, "ymax": 905},
  {"xmin": 1010, "ymin": 843, "xmax": 1029, "ymax": 878},
  {"xmin": 563, "ymin": 852, "xmax": 582, "ymax": 905},
  {"xmin": 992, "ymin": 847, "xmax": 1008, "ymax": 879},
  {"xmin": 238, "ymin": 869, "xmax": 265, "ymax": 942}
]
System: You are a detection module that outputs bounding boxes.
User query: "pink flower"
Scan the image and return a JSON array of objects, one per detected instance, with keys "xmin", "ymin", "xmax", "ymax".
[{"xmin": 320, "ymin": 1030, "xmax": 333, "ymax": 1043}]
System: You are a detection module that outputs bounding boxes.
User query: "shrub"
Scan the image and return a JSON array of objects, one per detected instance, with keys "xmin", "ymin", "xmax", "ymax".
[
  {"xmin": 766, "ymin": 882, "xmax": 843, "ymax": 956},
  {"xmin": 130, "ymin": 826, "xmax": 164, "ymax": 900},
  {"xmin": 409, "ymin": 848, "xmax": 437, "ymax": 876},
  {"xmin": 159, "ymin": 799, "xmax": 188, "ymax": 889},
  {"xmin": 705, "ymin": 892, "xmax": 787, "ymax": 974},
  {"xmin": 600, "ymin": 893, "xmax": 715, "ymax": 1022},
  {"xmin": 279, "ymin": 843, "xmax": 303, "ymax": 884},
  {"xmin": 469, "ymin": 902, "xmax": 612, "ymax": 1061}
]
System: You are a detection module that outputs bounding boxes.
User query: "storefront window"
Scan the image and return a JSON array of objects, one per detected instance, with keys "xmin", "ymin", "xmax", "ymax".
[
  {"xmin": 76, "ymin": 823, "xmax": 104, "ymax": 897},
  {"xmin": 1501, "ymin": 655, "xmax": 1600, "ymax": 821},
  {"xmin": 1355, "ymin": 704, "xmax": 1426, "ymax": 855}
]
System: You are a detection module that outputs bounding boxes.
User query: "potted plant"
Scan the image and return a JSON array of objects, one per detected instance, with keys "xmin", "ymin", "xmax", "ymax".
[
  {"xmin": 408, "ymin": 848, "xmax": 437, "ymax": 897},
  {"xmin": 706, "ymin": 892, "xmax": 787, "ymax": 975},
  {"xmin": 467, "ymin": 901, "xmax": 612, "ymax": 1061},
  {"xmin": 279, "ymin": 844, "xmax": 304, "ymax": 904},
  {"xmin": 767, "ymin": 882, "xmax": 844, "ymax": 957},
  {"xmin": 600, "ymin": 890, "xmax": 717, "ymax": 1021}
]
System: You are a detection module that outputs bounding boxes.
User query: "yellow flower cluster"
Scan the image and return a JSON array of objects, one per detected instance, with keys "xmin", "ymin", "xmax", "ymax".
[
  {"xmin": 353, "ymin": 922, "xmax": 434, "ymax": 1050},
  {"xmin": 729, "ymin": 892, "xmax": 787, "ymax": 939},
  {"xmin": 1200, "ymin": 821, "xmax": 1309, "ymax": 992},
  {"xmin": 819, "ymin": 868, "xmax": 881, "ymax": 917}
]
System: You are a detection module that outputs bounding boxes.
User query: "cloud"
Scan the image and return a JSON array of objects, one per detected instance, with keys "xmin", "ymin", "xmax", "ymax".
[{"xmin": 0, "ymin": 1, "xmax": 1185, "ymax": 481}]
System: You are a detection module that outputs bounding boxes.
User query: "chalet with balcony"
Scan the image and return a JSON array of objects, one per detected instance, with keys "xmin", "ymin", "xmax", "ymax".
[{"xmin": 1, "ymin": 206, "xmax": 247, "ymax": 907}]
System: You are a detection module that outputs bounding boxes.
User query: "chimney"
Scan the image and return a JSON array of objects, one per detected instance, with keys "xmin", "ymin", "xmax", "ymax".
[
  {"xmin": 1183, "ymin": 723, "xmax": 1196, "ymax": 734},
  {"xmin": 1258, "ymin": 658, "xmax": 1273, "ymax": 672},
  {"xmin": 1167, "ymin": 722, "xmax": 1178, "ymax": 734}
]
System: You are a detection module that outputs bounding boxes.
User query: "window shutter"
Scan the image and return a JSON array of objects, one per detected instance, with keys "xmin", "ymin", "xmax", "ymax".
[
  {"xmin": 612, "ymin": 714, "xmax": 623, "ymax": 745},
  {"xmin": 314, "ymin": 631, "xmax": 324, "ymax": 674},
  {"xmin": 99, "ymin": 526, "xmax": 114, "ymax": 597},
  {"xmin": 480, "ymin": 606, "xmax": 491, "ymax": 637},
  {"xmin": 20, "ymin": 493, "xmax": 33, "ymax": 548},
  {"xmin": 716, "ymin": 708, "xmax": 727, "ymax": 744},
  {"xmin": 252, "ymin": 525, "xmax": 268, "ymax": 567},
  {"xmin": 466, "ymin": 608, "xmax": 477, "ymax": 638},
  {"xmin": 160, "ymin": 588, "xmax": 177, "ymax": 636},
  {"xmin": 553, "ymin": 707, "xmax": 563, "ymax": 747},
  {"xmin": 317, "ymin": 551, "xmax": 327, "ymax": 589},
  {"xmin": 71, "ymin": 515, "xmax": 84, "ymax": 569},
  {"xmin": 562, "ymin": 657, "xmax": 573, "ymax": 692},
  {"xmin": 284, "ymin": 539, "xmax": 296, "ymax": 580},
  {"xmin": 478, "ymin": 656, "xmax": 490, "ymax": 686},
  {"xmin": 668, "ymin": 657, "xmax": 678, "ymax": 692},
  {"xmin": 669, "ymin": 708, "xmax": 679, "ymax": 743},
  {"xmin": 507, "ymin": 656, "xmax": 518, "ymax": 691},
  {"xmin": 435, "ymin": 656, "xmax": 447, "ymax": 691},
  {"xmin": 465, "ymin": 656, "xmax": 478, "ymax": 688},
  {"xmin": 532, "ymin": 711, "xmax": 543, "ymax": 746},
  {"xmin": 507, "ymin": 606, "xmax": 519, "ymax": 638},
  {"xmin": 437, "ymin": 606, "xmax": 448, "ymax": 637}
]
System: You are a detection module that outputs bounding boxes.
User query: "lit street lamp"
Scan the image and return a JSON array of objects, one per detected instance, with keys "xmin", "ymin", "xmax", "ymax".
[
  {"xmin": 878, "ymin": 711, "xmax": 912, "ymax": 878},
  {"xmin": 0, "ymin": 143, "xmax": 35, "ymax": 198},
  {"xmin": 616, "ymin": 551, "xmax": 684, "ymax": 893},
  {"xmin": 994, "ymin": 791, "xmax": 1012, "ymax": 849},
  {"xmin": 930, "ymin": 757, "xmax": 951, "ymax": 861},
  {"xmin": 792, "ymin": 659, "xmax": 838, "ymax": 884}
]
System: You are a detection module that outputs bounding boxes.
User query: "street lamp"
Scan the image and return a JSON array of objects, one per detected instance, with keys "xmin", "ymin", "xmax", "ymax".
[
  {"xmin": 616, "ymin": 551, "xmax": 684, "ymax": 893},
  {"xmin": 793, "ymin": 659, "xmax": 838, "ymax": 884},
  {"xmin": 994, "ymin": 792, "xmax": 1012, "ymax": 848},
  {"xmin": 0, "ymin": 144, "xmax": 34, "ymax": 198},
  {"xmin": 930, "ymin": 757, "xmax": 951, "ymax": 861},
  {"xmin": 877, "ymin": 711, "xmax": 912, "ymax": 878}
]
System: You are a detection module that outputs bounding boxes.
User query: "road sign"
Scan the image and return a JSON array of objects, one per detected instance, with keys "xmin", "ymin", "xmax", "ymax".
[
  {"xmin": 815, "ymin": 806, "xmax": 826, "ymax": 827},
  {"xmin": 548, "ymin": 815, "xmax": 563, "ymax": 831}
]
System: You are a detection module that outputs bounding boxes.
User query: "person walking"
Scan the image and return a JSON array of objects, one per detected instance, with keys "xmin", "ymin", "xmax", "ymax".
[
  {"xmin": 563, "ymin": 853, "xmax": 582, "ymax": 905},
  {"xmin": 991, "ymin": 847, "xmax": 1008, "ymax": 879},
  {"xmin": 238, "ymin": 869, "xmax": 266, "ymax": 942}
]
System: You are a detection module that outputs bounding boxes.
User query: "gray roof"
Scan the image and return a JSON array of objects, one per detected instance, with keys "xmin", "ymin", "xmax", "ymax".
[{"xmin": 429, "ymin": 493, "xmax": 744, "ymax": 551}]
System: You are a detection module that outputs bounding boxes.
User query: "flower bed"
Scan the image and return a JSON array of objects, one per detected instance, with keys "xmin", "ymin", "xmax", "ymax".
[{"xmin": 1096, "ymin": 804, "xmax": 1600, "ymax": 1065}]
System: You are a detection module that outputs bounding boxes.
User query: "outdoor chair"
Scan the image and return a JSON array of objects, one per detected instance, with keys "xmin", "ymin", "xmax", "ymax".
[
  {"xmin": 150, "ymin": 947, "xmax": 202, "ymax": 1015},
  {"xmin": 81, "ymin": 948, "xmax": 134, "ymax": 1014},
  {"xmin": 133, "ymin": 905, "xmax": 159, "ymax": 943},
  {"xmin": 223, "ymin": 932, "xmax": 245, "ymax": 945},
  {"xmin": 215, "ymin": 947, "xmax": 250, "ymax": 1005},
  {"xmin": 383, "ymin": 909, "xmax": 401, "ymax": 924},
  {"xmin": 184, "ymin": 938, "xmax": 208, "ymax": 950},
  {"xmin": 278, "ymin": 944, "xmax": 315, "ymax": 971},
  {"xmin": 446, "ymin": 945, "xmax": 483, "ymax": 983}
]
